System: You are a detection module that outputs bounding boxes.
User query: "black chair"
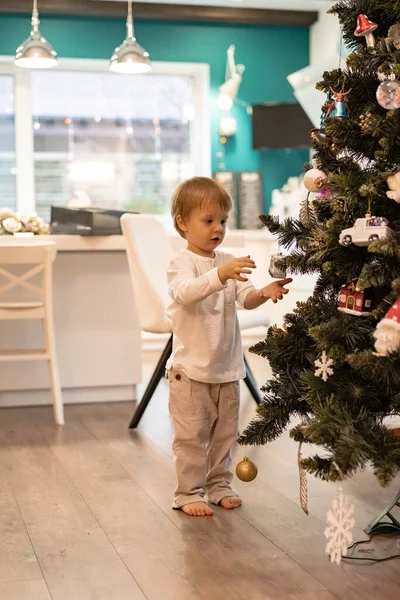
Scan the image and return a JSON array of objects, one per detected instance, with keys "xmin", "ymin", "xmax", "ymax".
[{"xmin": 129, "ymin": 334, "xmax": 262, "ymax": 428}]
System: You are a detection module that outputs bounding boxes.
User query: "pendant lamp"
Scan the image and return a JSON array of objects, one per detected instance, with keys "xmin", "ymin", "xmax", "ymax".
[
  {"xmin": 110, "ymin": 1, "xmax": 151, "ymax": 74},
  {"xmin": 15, "ymin": 0, "xmax": 57, "ymax": 69}
]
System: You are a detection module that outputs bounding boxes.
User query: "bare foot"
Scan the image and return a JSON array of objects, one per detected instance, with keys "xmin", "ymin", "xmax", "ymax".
[
  {"xmin": 181, "ymin": 502, "xmax": 214, "ymax": 516},
  {"xmin": 219, "ymin": 496, "xmax": 242, "ymax": 509}
]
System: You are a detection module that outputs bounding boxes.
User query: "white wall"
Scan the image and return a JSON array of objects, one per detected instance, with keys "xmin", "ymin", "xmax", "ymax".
[
  {"xmin": 310, "ymin": 2, "xmax": 341, "ymax": 67},
  {"xmin": 287, "ymin": 2, "xmax": 345, "ymax": 127}
]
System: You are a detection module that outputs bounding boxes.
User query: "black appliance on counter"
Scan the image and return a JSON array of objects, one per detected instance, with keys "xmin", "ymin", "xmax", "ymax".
[
  {"xmin": 50, "ymin": 207, "xmax": 138, "ymax": 236},
  {"xmin": 252, "ymin": 103, "xmax": 313, "ymax": 150}
]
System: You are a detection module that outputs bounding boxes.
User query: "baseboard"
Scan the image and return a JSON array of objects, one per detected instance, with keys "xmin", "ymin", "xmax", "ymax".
[{"xmin": 0, "ymin": 385, "xmax": 137, "ymax": 408}]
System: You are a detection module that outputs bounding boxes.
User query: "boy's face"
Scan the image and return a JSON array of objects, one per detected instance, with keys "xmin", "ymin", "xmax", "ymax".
[{"xmin": 178, "ymin": 203, "xmax": 229, "ymax": 257}]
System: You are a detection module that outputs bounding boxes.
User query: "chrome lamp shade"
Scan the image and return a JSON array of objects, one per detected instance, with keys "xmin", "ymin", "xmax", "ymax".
[
  {"xmin": 15, "ymin": 32, "xmax": 57, "ymax": 69},
  {"xmin": 15, "ymin": 1, "xmax": 57, "ymax": 69},
  {"xmin": 110, "ymin": 38, "xmax": 151, "ymax": 74},
  {"xmin": 109, "ymin": 1, "xmax": 151, "ymax": 74}
]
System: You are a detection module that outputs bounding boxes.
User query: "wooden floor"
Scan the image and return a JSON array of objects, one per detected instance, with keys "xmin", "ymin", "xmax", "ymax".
[{"xmin": 0, "ymin": 351, "xmax": 399, "ymax": 600}]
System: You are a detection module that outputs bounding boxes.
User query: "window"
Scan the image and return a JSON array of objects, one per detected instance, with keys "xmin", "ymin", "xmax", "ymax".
[
  {"xmin": 0, "ymin": 59, "xmax": 210, "ymax": 221},
  {"xmin": 0, "ymin": 75, "xmax": 16, "ymax": 210}
]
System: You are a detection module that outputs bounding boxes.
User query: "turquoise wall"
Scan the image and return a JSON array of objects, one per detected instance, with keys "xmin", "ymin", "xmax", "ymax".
[{"xmin": 0, "ymin": 14, "xmax": 310, "ymax": 212}]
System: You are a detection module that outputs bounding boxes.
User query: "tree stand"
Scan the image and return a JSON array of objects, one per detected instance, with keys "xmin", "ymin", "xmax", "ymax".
[{"xmin": 364, "ymin": 491, "xmax": 400, "ymax": 536}]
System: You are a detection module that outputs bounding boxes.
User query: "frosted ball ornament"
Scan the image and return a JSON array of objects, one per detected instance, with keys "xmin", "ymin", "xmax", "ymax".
[
  {"xmin": 236, "ymin": 456, "xmax": 258, "ymax": 482},
  {"xmin": 304, "ymin": 168, "xmax": 328, "ymax": 192},
  {"xmin": 386, "ymin": 23, "xmax": 400, "ymax": 50},
  {"xmin": 376, "ymin": 76, "xmax": 400, "ymax": 110}
]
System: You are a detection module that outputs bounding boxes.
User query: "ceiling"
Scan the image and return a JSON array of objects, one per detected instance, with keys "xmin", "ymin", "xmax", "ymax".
[{"xmin": 102, "ymin": 0, "xmax": 333, "ymax": 11}]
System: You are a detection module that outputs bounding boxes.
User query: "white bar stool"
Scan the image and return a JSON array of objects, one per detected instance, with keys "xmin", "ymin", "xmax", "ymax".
[{"xmin": 0, "ymin": 241, "xmax": 64, "ymax": 425}]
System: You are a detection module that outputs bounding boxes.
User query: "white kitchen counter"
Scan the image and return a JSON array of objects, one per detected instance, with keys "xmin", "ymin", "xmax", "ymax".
[
  {"xmin": 10, "ymin": 230, "xmax": 252, "ymax": 252},
  {"xmin": 0, "ymin": 230, "xmax": 315, "ymax": 409},
  {"xmin": 0, "ymin": 231, "xmax": 267, "ymax": 409},
  {"xmin": 0, "ymin": 236, "xmax": 142, "ymax": 408}
]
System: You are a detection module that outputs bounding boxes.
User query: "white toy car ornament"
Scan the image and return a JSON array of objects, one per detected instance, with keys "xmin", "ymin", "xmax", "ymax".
[{"xmin": 339, "ymin": 215, "xmax": 391, "ymax": 247}]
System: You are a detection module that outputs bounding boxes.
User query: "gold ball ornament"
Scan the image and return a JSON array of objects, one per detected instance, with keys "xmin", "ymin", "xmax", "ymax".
[
  {"xmin": 303, "ymin": 168, "xmax": 328, "ymax": 192},
  {"xmin": 235, "ymin": 456, "xmax": 258, "ymax": 482}
]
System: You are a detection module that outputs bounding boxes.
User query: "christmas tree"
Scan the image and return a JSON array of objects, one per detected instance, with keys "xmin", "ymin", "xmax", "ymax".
[{"xmin": 239, "ymin": 0, "xmax": 400, "ymax": 487}]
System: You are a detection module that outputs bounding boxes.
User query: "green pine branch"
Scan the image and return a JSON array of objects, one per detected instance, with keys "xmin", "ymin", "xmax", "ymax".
[{"xmin": 247, "ymin": 0, "xmax": 400, "ymax": 486}]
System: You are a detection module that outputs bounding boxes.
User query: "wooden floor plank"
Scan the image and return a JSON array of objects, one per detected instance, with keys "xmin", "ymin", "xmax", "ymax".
[
  {"xmin": 0, "ymin": 350, "xmax": 398, "ymax": 600},
  {"xmin": 165, "ymin": 508, "xmax": 326, "ymax": 599},
  {"xmin": 80, "ymin": 395, "xmax": 400, "ymax": 600},
  {"xmin": 233, "ymin": 479, "xmax": 326, "ymax": 541},
  {"xmin": 0, "ymin": 482, "xmax": 42, "ymax": 583},
  {"xmin": 80, "ymin": 484, "xmax": 243, "ymax": 600},
  {"xmin": 0, "ymin": 421, "xmax": 99, "ymax": 535},
  {"xmin": 38, "ymin": 419, "xmax": 133, "ymax": 481},
  {"xmin": 273, "ymin": 593, "xmax": 338, "ymax": 600},
  {"xmin": 35, "ymin": 413, "xmax": 242, "ymax": 600},
  {"xmin": 78, "ymin": 404, "xmax": 327, "ymax": 599},
  {"xmin": 276, "ymin": 535, "xmax": 400, "ymax": 600},
  {"xmin": 30, "ymin": 528, "xmax": 146, "ymax": 600},
  {"xmin": 0, "ymin": 580, "xmax": 51, "ymax": 600}
]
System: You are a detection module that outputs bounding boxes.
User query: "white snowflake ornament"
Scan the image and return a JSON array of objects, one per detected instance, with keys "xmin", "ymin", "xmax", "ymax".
[
  {"xmin": 314, "ymin": 351, "xmax": 334, "ymax": 382},
  {"xmin": 325, "ymin": 488, "xmax": 355, "ymax": 564}
]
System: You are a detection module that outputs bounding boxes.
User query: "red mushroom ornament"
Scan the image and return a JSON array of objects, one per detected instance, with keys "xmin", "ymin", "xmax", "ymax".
[
  {"xmin": 355, "ymin": 14, "xmax": 378, "ymax": 48},
  {"xmin": 373, "ymin": 298, "xmax": 400, "ymax": 356}
]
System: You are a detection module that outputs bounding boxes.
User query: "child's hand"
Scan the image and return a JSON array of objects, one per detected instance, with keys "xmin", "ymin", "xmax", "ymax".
[
  {"xmin": 218, "ymin": 255, "xmax": 256, "ymax": 284},
  {"xmin": 260, "ymin": 278, "xmax": 292, "ymax": 303}
]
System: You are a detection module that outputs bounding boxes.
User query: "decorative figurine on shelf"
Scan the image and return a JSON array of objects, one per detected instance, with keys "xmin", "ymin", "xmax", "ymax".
[
  {"xmin": 354, "ymin": 14, "xmax": 378, "ymax": 48},
  {"xmin": 373, "ymin": 297, "xmax": 400, "ymax": 356},
  {"xmin": 0, "ymin": 207, "xmax": 50, "ymax": 236},
  {"xmin": 338, "ymin": 281, "xmax": 373, "ymax": 317},
  {"xmin": 339, "ymin": 215, "xmax": 391, "ymax": 247},
  {"xmin": 330, "ymin": 86, "xmax": 352, "ymax": 118}
]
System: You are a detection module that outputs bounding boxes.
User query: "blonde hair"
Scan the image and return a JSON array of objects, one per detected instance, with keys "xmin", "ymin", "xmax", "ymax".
[{"xmin": 171, "ymin": 176, "xmax": 232, "ymax": 238}]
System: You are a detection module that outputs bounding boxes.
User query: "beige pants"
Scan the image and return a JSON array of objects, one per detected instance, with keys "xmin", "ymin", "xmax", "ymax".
[{"xmin": 168, "ymin": 367, "xmax": 240, "ymax": 508}]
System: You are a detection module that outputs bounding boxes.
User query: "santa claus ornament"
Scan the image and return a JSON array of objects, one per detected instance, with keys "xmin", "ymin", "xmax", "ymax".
[
  {"xmin": 373, "ymin": 298, "xmax": 400, "ymax": 356},
  {"xmin": 386, "ymin": 172, "xmax": 400, "ymax": 203}
]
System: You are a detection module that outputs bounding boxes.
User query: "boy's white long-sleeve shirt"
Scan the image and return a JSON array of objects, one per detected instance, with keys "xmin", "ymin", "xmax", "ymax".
[{"xmin": 166, "ymin": 249, "xmax": 255, "ymax": 383}]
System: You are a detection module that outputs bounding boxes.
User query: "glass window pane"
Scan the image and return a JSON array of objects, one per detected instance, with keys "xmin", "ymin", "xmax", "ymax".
[
  {"xmin": 0, "ymin": 75, "xmax": 16, "ymax": 211},
  {"xmin": 31, "ymin": 70, "xmax": 196, "ymax": 220}
]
